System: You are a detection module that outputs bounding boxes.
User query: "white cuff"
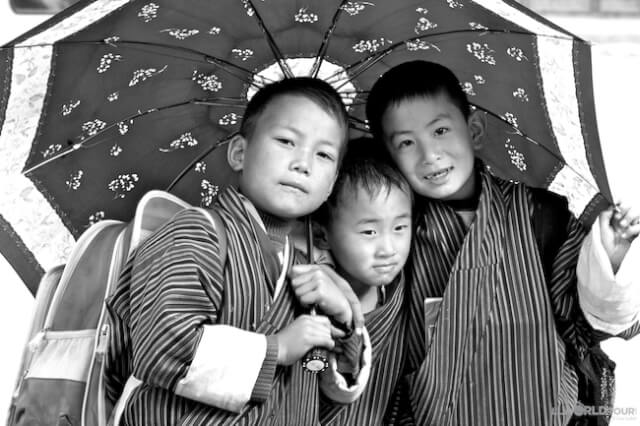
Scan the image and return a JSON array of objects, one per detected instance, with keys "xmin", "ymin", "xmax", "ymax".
[
  {"xmin": 578, "ymin": 222, "xmax": 640, "ymax": 335},
  {"xmin": 319, "ymin": 327, "xmax": 372, "ymax": 404},
  {"xmin": 175, "ymin": 325, "xmax": 266, "ymax": 412}
]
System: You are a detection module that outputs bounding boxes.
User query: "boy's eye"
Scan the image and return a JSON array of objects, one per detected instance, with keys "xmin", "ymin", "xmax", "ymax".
[
  {"xmin": 276, "ymin": 138, "xmax": 294, "ymax": 146},
  {"xmin": 434, "ymin": 127, "xmax": 449, "ymax": 136},
  {"xmin": 360, "ymin": 229, "xmax": 376, "ymax": 236},
  {"xmin": 397, "ymin": 139, "xmax": 414, "ymax": 149},
  {"xmin": 316, "ymin": 151, "xmax": 336, "ymax": 162}
]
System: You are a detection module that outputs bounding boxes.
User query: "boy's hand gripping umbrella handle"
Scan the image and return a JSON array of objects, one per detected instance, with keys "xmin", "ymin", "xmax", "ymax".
[{"xmin": 301, "ymin": 216, "xmax": 329, "ymax": 373}]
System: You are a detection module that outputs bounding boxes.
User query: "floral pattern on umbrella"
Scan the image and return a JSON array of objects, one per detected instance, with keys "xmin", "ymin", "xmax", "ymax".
[{"xmin": 0, "ymin": 0, "xmax": 611, "ymax": 291}]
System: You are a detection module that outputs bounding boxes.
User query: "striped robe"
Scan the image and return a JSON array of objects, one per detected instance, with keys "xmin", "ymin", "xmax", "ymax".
[
  {"xmin": 404, "ymin": 172, "xmax": 638, "ymax": 426},
  {"xmin": 320, "ymin": 274, "xmax": 408, "ymax": 426},
  {"xmin": 105, "ymin": 187, "xmax": 319, "ymax": 425}
]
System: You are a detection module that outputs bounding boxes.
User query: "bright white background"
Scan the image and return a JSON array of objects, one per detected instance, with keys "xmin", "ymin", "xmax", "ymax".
[{"xmin": 0, "ymin": 3, "xmax": 639, "ymax": 424}]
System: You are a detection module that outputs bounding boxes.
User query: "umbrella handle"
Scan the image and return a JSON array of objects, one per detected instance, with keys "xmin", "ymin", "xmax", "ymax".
[
  {"xmin": 301, "ymin": 216, "xmax": 329, "ymax": 373},
  {"xmin": 302, "ymin": 306, "xmax": 329, "ymax": 373}
]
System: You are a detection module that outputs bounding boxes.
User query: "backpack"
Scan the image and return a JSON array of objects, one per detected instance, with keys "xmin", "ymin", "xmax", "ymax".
[{"xmin": 7, "ymin": 190, "xmax": 226, "ymax": 426}]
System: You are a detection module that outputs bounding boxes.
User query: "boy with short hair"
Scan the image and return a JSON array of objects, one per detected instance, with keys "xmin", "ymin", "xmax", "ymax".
[
  {"xmin": 366, "ymin": 60, "xmax": 640, "ymax": 425},
  {"xmin": 292, "ymin": 137, "xmax": 413, "ymax": 425},
  {"xmin": 104, "ymin": 77, "xmax": 368, "ymax": 425}
]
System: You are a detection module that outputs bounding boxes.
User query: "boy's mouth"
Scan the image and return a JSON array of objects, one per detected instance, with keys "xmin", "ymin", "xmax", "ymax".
[
  {"xmin": 424, "ymin": 167, "xmax": 453, "ymax": 181},
  {"xmin": 279, "ymin": 182, "xmax": 308, "ymax": 194}
]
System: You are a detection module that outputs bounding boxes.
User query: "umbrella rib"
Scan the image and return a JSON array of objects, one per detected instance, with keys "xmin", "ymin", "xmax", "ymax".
[
  {"xmin": 247, "ymin": 0, "xmax": 294, "ymax": 79},
  {"xmin": 331, "ymin": 27, "xmax": 586, "ymax": 86},
  {"xmin": 22, "ymin": 97, "xmax": 245, "ymax": 175},
  {"xmin": 5, "ymin": 40, "xmax": 259, "ymax": 86},
  {"xmin": 166, "ymin": 134, "xmax": 235, "ymax": 192},
  {"xmin": 471, "ymin": 103, "xmax": 606, "ymax": 200},
  {"xmin": 310, "ymin": 0, "xmax": 349, "ymax": 78}
]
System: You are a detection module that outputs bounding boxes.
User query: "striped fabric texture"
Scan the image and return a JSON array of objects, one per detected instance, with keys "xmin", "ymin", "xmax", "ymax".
[
  {"xmin": 105, "ymin": 187, "xmax": 320, "ymax": 425},
  {"xmin": 320, "ymin": 274, "xmax": 408, "ymax": 426},
  {"xmin": 403, "ymin": 172, "xmax": 615, "ymax": 426}
]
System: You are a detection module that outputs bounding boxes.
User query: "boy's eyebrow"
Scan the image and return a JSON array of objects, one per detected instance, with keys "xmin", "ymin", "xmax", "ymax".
[
  {"xmin": 388, "ymin": 113, "xmax": 451, "ymax": 139},
  {"xmin": 276, "ymin": 125, "xmax": 340, "ymax": 149},
  {"xmin": 355, "ymin": 212, "xmax": 411, "ymax": 225}
]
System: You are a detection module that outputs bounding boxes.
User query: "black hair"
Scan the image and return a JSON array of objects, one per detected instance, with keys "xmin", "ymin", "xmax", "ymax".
[
  {"xmin": 240, "ymin": 77, "xmax": 349, "ymax": 145},
  {"xmin": 315, "ymin": 137, "xmax": 412, "ymax": 225},
  {"xmin": 365, "ymin": 60, "xmax": 471, "ymax": 140}
]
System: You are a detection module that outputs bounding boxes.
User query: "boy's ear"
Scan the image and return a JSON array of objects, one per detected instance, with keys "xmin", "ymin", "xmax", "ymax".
[
  {"xmin": 314, "ymin": 223, "xmax": 331, "ymax": 251},
  {"xmin": 227, "ymin": 133, "xmax": 247, "ymax": 171},
  {"xmin": 467, "ymin": 110, "xmax": 486, "ymax": 151}
]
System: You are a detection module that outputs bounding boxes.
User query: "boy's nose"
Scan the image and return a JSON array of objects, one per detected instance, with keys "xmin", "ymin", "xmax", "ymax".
[
  {"xmin": 376, "ymin": 235, "xmax": 396, "ymax": 257},
  {"xmin": 290, "ymin": 155, "xmax": 311, "ymax": 175},
  {"xmin": 419, "ymin": 139, "xmax": 443, "ymax": 164}
]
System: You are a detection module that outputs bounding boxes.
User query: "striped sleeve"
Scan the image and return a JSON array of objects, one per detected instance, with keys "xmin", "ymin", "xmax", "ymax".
[{"xmin": 125, "ymin": 209, "xmax": 271, "ymax": 412}]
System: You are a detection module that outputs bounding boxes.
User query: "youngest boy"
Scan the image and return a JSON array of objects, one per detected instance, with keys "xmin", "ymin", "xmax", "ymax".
[{"xmin": 291, "ymin": 138, "xmax": 413, "ymax": 425}]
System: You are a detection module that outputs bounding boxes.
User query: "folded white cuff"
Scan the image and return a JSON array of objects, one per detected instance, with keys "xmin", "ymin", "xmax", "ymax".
[
  {"xmin": 578, "ymin": 222, "xmax": 640, "ymax": 335},
  {"xmin": 175, "ymin": 325, "xmax": 266, "ymax": 412},
  {"xmin": 319, "ymin": 327, "xmax": 372, "ymax": 404}
]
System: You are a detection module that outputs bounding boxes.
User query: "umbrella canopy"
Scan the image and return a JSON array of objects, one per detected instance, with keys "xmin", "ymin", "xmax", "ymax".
[{"xmin": 0, "ymin": 0, "xmax": 612, "ymax": 292}]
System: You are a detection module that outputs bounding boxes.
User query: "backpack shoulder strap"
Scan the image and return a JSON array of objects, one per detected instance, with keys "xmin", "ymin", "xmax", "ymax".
[{"xmin": 193, "ymin": 207, "xmax": 228, "ymax": 268}]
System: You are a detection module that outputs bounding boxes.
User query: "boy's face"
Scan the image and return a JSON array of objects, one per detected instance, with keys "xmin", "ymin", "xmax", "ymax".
[
  {"xmin": 380, "ymin": 94, "xmax": 480, "ymax": 201},
  {"xmin": 232, "ymin": 95, "xmax": 345, "ymax": 219},
  {"xmin": 325, "ymin": 184, "xmax": 412, "ymax": 289}
]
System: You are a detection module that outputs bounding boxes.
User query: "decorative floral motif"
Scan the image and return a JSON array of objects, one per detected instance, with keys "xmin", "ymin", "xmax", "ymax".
[
  {"xmin": 161, "ymin": 28, "xmax": 200, "ymax": 40},
  {"xmin": 502, "ymin": 112, "xmax": 519, "ymax": 128},
  {"xmin": 107, "ymin": 92, "xmax": 119, "ymax": 102},
  {"xmin": 469, "ymin": 22, "xmax": 488, "ymax": 30},
  {"xmin": 474, "ymin": 75, "xmax": 486, "ymax": 84},
  {"xmin": 110, "ymin": 144, "xmax": 122, "ymax": 157},
  {"xmin": 129, "ymin": 65, "xmax": 168, "ymax": 87},
  {"xmin": 65, "ymin": 170, "xmax": 84, "ymax": 191},
  {"xmin": 241, "ymin": 0, "xmax": 255, "ymax": 16},
  {"xmin": 447, "ymin": 0, "xmax": 464, "ymax": 8},
  {"xmin": 415, "ymin": 8, "xmax": 437, "ymax": 34},
  {"xmin": 208, "ymin": 27, "xmax": 221, "ymax": 35},
  {"xmin": 231, "ymin": 49, "xmax": 254, "ymax": 61},
  {"xmin": 195, "ymin": 162, "xmax": 207, "ymax": 173},
  {"xmin": 507, "ymin": 47, "xmax": 528, "ymax": 61},
  {"xmin": 192, "ymin": 71, "xmax": 222, "ymax": 92},
  {"xmin": 138, "ymin": 3, "xmax": 159, "ymax": 23},
  {"xmin": 88, "ymin": 211, "xmax": 105, "ymax": 226},
  {"xmin": 61, "ymin": 100, "xmax": 80, "ymax": 116},
  {"xmin": 200, "ymin": 179, "xmax": 219, "ymax": 207},
  {"xmin": 108, "ymin": 174, "xmax": 139, "ymax": 199},
  {"xmin": 103, "ymin": 36, "xmax": 120, "ymax": 45},
  {"xmin": 505, "ymin": 138, "xmax": 527, "ymax": 172},
  {"xmin": 97, "ymin": 53, "xmax": 122, "ymax": 73},
  {"xmin": 467, "ymin": 42, "xmax": 496, "ymax": 65},
  {"xmin": 82, "ymin": 119, "xmax": 107, "ymax": 136},
  {"xmin": 219, "ymin": 113, "xmax": 240, "ymax": 126},
  {"xmin": 461, "ymin": 82, "xmax": 476, "ymax": 96},
  {"xmin": 295, "ymin": 8, "xmax": 318, "ymax": 23},
  {"xmin": 117, "ymin": 120, "xmax": 132, "ymax": 135},
  {"xmin": 159, "ymin": 132, "xmax": 199, "ymax": 152},
  {"xmin": 42, "ymin": 144, "xmax": 62, "ymax": 158},
  {"xmin": 340, "ymin": 1, "xmax": 373, "ymax": 16},
  {"xmin": 406, "ymin": 41, "xmax": 440, "ymax": 51},
  {"xmin": 353, "ymin": 38, "xmax": 391, "ymax": 53},
  {"xmin": 513, "ymin": 88, "xmax": 529, "ymax": 102}
]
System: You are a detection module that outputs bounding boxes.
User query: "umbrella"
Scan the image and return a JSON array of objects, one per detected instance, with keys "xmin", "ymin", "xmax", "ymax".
[{"xmin": 0, "ymin": 0, "xmax": 612, "ymax": 293}]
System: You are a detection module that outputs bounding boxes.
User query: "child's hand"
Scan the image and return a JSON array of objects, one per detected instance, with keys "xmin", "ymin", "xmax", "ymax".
[
  {"xmin": 289, "ymin": 264, "xmax": 358, "ymax": 326},
  {"xmin": 600, "ymin": 203, "xmax": 640, "ymax": 273},
  {"xmin": 274, "ymin": 314, "xmax": 336, "ymax": 366}
]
